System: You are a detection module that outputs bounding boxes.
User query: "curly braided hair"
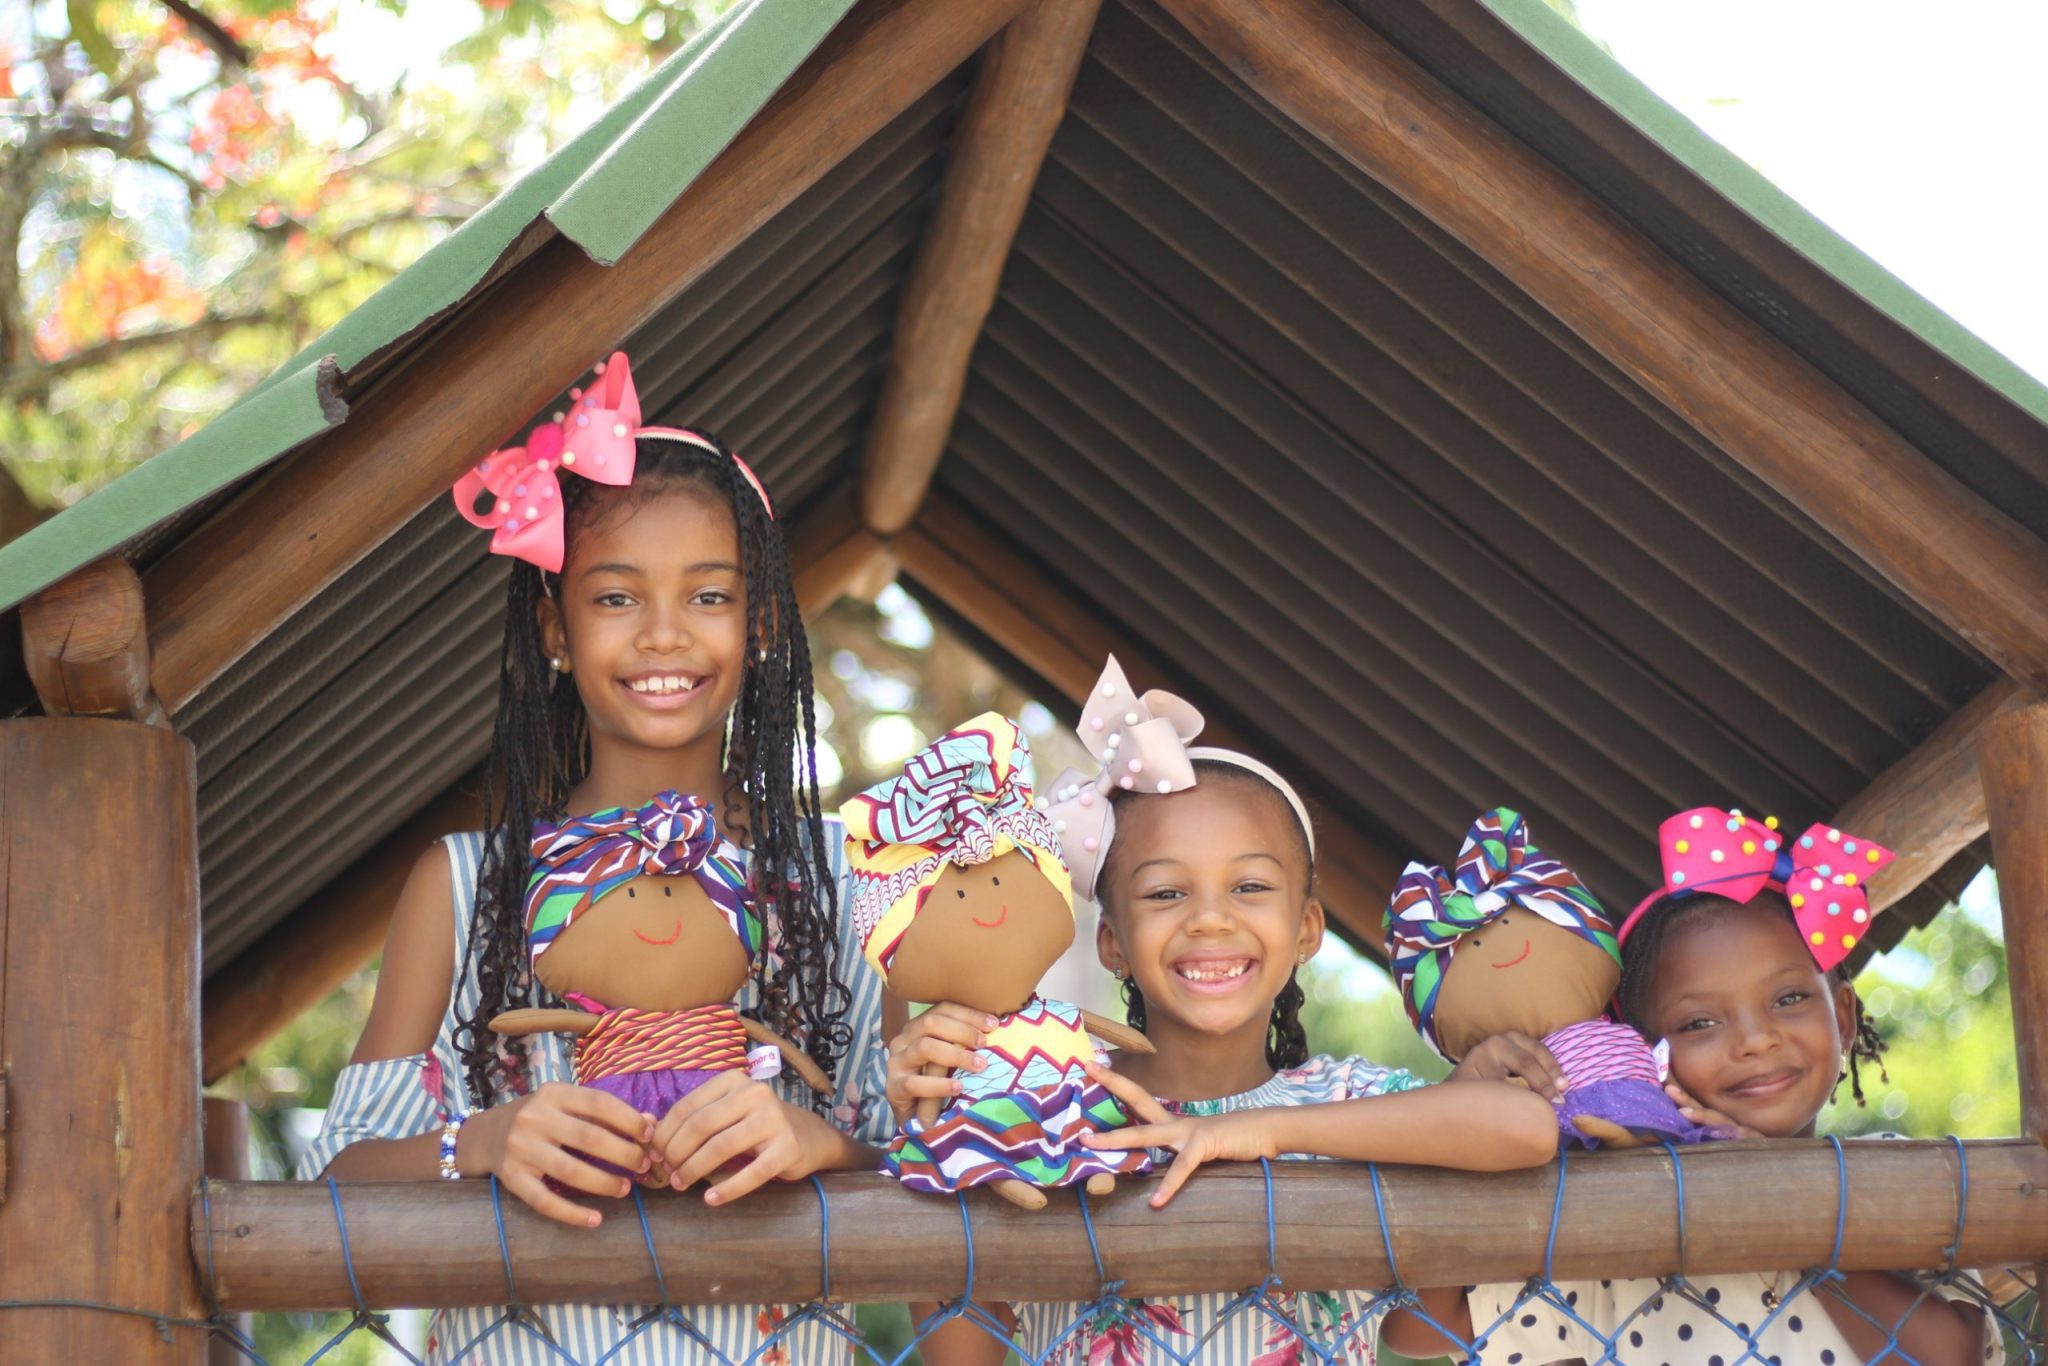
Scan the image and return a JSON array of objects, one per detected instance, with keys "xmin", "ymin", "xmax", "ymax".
[
  {"xmin": 454, "ymin": 432, "xmax": 850, "ymax": 1109},
  {"xmin": 1617, "ymin": 892, "xmax": 1888, "ymax": 1106},
  {"xmin": 1102, "ymin": 760, "xmax": 1315, "ymax": 1071}
]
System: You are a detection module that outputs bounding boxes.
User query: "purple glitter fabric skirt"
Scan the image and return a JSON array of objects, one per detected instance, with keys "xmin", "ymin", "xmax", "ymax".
[
  {"xmin": 569, "ymin": 1068, "xmax": 723, "ymax": 1181},
  {"xmin": 1555, "ymin": 1077, "xmax": 1730, "ymax": 1150}
]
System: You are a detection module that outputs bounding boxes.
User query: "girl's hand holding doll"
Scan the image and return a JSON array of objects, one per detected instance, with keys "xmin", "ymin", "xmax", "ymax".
[
  {"xmin": 1447, "ymin": 1029, "xmax": 1568, "ymax": 1103},
  {"xmin": 457, "ymin": 1082, "xmax": 656, "ymax": 1227},
  {"xmin": 652, "ymin": 1072, "xmax": 872, "ymax": 1205},
  {"xmin": 1079, "ymin": 1062, "xmax": 1286, "ymax": 1206},
  {"xmin": 882, "ymin": 1001, "xmax": 998, "ymax": 1124}
]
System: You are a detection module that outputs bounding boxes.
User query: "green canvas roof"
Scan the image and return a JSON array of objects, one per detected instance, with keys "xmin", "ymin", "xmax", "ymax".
[{"xmin": 0, "ymin": 0, "xmax": 856, "ymax": 614}]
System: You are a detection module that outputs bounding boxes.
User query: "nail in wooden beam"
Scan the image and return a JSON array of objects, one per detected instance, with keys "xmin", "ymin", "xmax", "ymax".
[
  {"xmin": 1155, "ymin": 0, "xmax": 2048, "ymax": 690},
  {"xmin": 859, "ymin": 0, "xmax": 1105, "ymax": 535}
]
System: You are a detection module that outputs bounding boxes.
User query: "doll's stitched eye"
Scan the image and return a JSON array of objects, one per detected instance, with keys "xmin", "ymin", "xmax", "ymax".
[
  {"xmin": 991, "ymin": 876, "xmax": 1001, "ymax": 886},
  {"xmin": 663, "ymin": 885, "xmax": 672, "ymax": 897},
  {"xmin": 627, "ymin": 887, "xmax": 636, "ymax": 898},
  {"xmin": 956, "ymin": 889, "xmax": 966, "ymax": 899}
]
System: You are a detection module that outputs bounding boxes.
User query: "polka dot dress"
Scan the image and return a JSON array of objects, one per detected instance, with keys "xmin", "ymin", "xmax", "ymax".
[{"xmin": 1467, "ymin": 1264, "xmax": 2003, "ymax": 1365}]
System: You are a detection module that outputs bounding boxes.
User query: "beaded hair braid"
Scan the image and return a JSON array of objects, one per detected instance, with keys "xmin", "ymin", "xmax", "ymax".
[
  {"xmin": 1101, "ymin": 760, "xmax": 1314, "ymax": 1071},
  {"xmin": 454, "ymin": 432, "xmax": 850, "ymax": 1109},
  {"xmin": 1617, "ymin": 892, "xmax": 1888, "ymax": 1106}
]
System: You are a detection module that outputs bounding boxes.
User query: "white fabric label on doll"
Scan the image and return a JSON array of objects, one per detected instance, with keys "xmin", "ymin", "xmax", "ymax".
[
  {"xmin": 747, "ymin": 1045, "xmax": 783, "ymax": 1081},
  {"xmin": 1651, "ymin": 1037, "xmax": 1672, "ymax": 1083}
]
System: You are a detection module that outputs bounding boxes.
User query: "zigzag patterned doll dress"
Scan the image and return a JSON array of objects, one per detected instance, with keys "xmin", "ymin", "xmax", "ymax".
[{"xmin": 886, "ymin": 995, "xmax": 1150, "ymax": 1194}]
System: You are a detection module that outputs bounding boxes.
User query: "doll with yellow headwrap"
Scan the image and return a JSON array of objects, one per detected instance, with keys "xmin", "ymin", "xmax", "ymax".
[{"xmin": 843, "ymin": 714, "xmax": 1153, "ymax": 1210}]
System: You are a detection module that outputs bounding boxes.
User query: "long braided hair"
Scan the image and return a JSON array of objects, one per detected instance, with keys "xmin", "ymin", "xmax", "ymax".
[
  {"xmin": 1101, "ymin": 759, "xmax": 1313, "ymax": 1071},
  {"xmin": 454, "ymin": 432, "xmax": 850, "ymax": 1108},
  {"xmin": 1617, "ymin": 892, "xmax": 1887, "ymax": 1106}
]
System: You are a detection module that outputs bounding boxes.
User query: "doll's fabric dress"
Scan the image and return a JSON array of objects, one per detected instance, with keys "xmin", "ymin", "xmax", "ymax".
[
  {"xmin": 1012, "ymin": 1054, "xmax": 1426, "ymax": 1366},
  {"xmin": 1544, "ymin": 1018, "xmax": 1726, "ymax": 1148},
  {"xmin": 887, "ymin": 994, "xmax": 1151, "ymax": 1192},
  {"xmin": 300, "ymin": 822, "xmax": 887, "ymax": 1366}
]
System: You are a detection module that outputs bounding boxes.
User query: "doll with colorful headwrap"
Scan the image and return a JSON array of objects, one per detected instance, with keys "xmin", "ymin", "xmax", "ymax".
[
  {"xmin": 1386, "ymin": 807, "xmax": 1726, "ymax": 1150},
  {"xmin": 489, "ymin": 790, "xmax": 830, "ymax": 1181},
  {"xmin": 842, "ymin": 713, "xmax": 1154, "ymax": 1210}
]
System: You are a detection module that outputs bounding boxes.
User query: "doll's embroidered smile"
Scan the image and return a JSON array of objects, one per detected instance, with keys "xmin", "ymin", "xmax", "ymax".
[
  {"xmin": 632, "ymin": 919, "xmax": 684, "ymax": 946},
  {"xmin": 971, "ymin": 905, "xmax": 1008, "ymax": 928},
  {"xmin": 1489, "ymin": 939, "xmax": 1533, "ymax": 969}
]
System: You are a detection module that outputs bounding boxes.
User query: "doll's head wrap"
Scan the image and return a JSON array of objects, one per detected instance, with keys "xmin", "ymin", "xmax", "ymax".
[
  {"xmin": 841, "ymin": 713, "xmax": 1070, "ymax": 978},
  {"xmin": 526, "ymin": 790, "xmax": 761, "ymax": 966},
  {"xmin": 1385, "ymin": 807, "xmax": 1617, "ymax": 1058}
]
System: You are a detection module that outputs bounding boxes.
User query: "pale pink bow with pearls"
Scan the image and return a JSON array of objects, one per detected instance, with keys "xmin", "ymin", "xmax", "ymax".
[
  {"xmin": 1043, "ymin": 656, "xmax": 1205, "ymax": 902},
  {"xmin": 451, "ymin": 353, "xmax": 645, "ymax": 573}
]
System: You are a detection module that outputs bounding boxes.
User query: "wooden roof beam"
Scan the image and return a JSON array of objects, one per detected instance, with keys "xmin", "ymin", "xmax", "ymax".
[
  {"xmin": 858, "ymin": 0, "xmax": 1103, "ymax": 535},
  {"xmin": 896, "ymin": 491, "xmax": 1408, "ymax": 956},
  {"xmin": 197, "ymin": 498, "xmax": 892, "ymax": 1077},
  {"xmin": 19, "ymin": 555, "xmax": 163, "ymax": 722},
  {"xmin": 1838, "ymin": 678, "xmax": 2036, "ymax": 916},
  {"xmin": 140, "ymin": 0, "xmax": 1033, "ymax": 718},
  {"xmin": 1157, "ymin": 0, "xmax": 2048, "ymax": 691}
]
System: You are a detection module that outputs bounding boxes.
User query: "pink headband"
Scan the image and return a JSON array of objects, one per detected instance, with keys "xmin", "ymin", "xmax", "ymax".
[
  {"xmin": 452, "ymin": 351, "xmax": 773, "ymax": 573},
  {"xmin": 1618, "ymin": 806, "xmax": 1896, "ymax": 973},
  {"xmin": 1042, "ymin": 656, "xmax": 1205, "ymax": 902}
]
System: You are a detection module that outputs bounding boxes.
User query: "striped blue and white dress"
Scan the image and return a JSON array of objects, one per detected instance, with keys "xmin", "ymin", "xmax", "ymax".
[
  {"xmin": 299, "ymin": 820, "xmax": 888, "ymax": 1365},
  {"xmin": 1011, "ymin": 1055, "xmax": 1426, "ymax": 1366}
]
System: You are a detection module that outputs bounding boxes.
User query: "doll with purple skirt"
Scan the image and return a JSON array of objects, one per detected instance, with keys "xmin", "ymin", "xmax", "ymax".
[
  {"xmin": 490, "ymin": 788, "xmax": 829, "ymax": 1182},
  {"xmin": 1384, "ymin": 807, "xmax": 1730, "ymax": 1150}
]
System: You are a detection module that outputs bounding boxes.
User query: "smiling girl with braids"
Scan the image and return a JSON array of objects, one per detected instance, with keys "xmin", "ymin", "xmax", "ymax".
[{"xmin": 300, "ymin": 353, "xmax": 887, "ymax": 1364}]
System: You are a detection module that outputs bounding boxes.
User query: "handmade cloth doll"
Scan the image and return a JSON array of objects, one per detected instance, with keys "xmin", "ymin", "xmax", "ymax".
[
  {"xmin": 1386, "ymin": 808, "xmax": 1721, "ymax": 1149},
  {"xmin": 1616, "ymin": 806, "xmax": 1897, "ymax": 971},
  {"xmin": 490, "ymin": 790, "xmax": 827, "ymax": 1179},
  {"xmin": 843, "ymin": 713, "xmax": 1153, "ymax": 1210}
]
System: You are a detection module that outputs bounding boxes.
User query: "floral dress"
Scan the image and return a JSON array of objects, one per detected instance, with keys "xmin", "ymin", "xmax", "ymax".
[
  {"xmin": 299, "ymin": 819, "xmax": 887, "ymax": 1365},
  {"xmin": 1012, "ymin": 1054, "xmax": 1427, "ymax": 1366}
]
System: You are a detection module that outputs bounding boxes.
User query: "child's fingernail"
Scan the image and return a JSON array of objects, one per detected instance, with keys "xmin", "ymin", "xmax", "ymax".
[
  {"xmin": 983, "ymin": 1015, "xmax": 1000, "ymax": 1029},
  {"xmin": 587, "ymin": 1213, "xmax": 602, "ymax": 1228},
  {"xmin": 705, "ymin": 1190, "xmax": 722, "ymax": 1206},
  {"xmin": 951, "ymin": 1080, "xmax": 964, "ymax": 1094},
  {"xmin": 617, "ymin": 1180, "xmax": 630, "ymax": 1197}
]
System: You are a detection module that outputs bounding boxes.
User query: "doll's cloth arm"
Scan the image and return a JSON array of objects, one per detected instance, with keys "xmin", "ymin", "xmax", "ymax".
[
  {"xmin": 1079, "ymin": 1008, "xmax": 1156, "ymax": 1055},
  {"xmin": 740, "ymin": 1016, "xmax": 833, "ymax": 1094},
  {"xmin": 490, "ymin": 1007, "xmax": 602, "ymax": 1036}
]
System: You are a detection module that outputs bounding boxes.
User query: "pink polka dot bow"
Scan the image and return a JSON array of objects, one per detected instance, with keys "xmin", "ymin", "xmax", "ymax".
[
  {"xmin": 450, "ymin": 352, "xmax": 646, "ymax": 573},
  {"xmin": 1042, "ymin": 655, "xmax": 1205, "ymax": 902},
  {"xmin": 1620, "ymin": 807, "xmax": 1896, "ymax": 973}
]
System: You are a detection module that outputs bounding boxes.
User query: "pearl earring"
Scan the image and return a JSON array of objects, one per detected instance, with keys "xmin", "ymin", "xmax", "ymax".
[{"xmin": 549, "ymin": 656, "xmax": 565, "ymax": 674}]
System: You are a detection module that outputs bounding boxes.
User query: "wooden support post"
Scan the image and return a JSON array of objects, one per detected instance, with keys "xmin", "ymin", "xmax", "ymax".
[
  {"xmin": 142, "ymin": 0, "xmax": 1034, "ymax": 716},
  {"xmin": 858, "ymin": 0, "xmax": 1104, "ymax": 535},
  {"xmin": 1978, "ymin": 699, "xmax": 2048, "ymax": 1141},
  {"xmin": 790, "ymin": 495, "xmax": 898, "ymax": 620},
  {"xmin": 1155, "ymin": 0, "xmax": 2048, "ymax": 691},
  {"xmin": 18, "ymin": 554, "xmax": 161, "ymax": 721},
  {"xmin": 0, "ymin": 719, "xmax": 203, "ymax": 1360},
  {"xmin": 202, "ymin": 1099, "xmax": 252, "ymax": 1366},
  {"xmin": 896, "ymin": 492, "xmax": 1407, "ymax": 952},
  {"xmin": 195, "ymin": 1140, "xmax": 2048, "ymax": 1311},
  {"xmin": 1838, "ymin": 678, "xmax": 2035, "ymax": 914}
]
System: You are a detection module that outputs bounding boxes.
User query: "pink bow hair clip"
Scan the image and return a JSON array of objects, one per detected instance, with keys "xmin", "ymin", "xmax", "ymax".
[
  {"xmin": 1042, "ymin": 656, "xmax": 1205, "ymax": 902},
  {"xmin": 452, "ymin": 352, "xmax": 643, "ymax": 573},
  {"xmin": 1619, "ymin": 806, "xmax": 1896, "ymax": 973}
]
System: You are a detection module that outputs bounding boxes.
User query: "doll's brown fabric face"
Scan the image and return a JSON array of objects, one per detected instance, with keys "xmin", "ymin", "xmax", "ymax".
[
  {"xmin": 884, "ymin": 849, "xmax": 1074, "ymax": 1015},
  {"xmin": 1432, "ymin": 908, "xmax": 1620, "ymax": 1061},
  {"xmin": 533, "ymin": 872, "xmax": 750, "ymax": 1012}
]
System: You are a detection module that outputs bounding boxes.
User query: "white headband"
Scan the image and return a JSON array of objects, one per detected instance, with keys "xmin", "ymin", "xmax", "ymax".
[{"xmin": 1187, "ymin": 746, "xmax": 1317, "ymax": 857}]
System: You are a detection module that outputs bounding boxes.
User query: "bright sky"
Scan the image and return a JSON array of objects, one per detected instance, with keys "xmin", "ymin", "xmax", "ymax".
[{"xmin": 1574, "ymin": 0, "xmax": 2048, "ymax": 386}]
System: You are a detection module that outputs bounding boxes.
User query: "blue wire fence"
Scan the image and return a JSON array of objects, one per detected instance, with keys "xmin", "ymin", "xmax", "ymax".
[{"xmin": 7, "ymin": 1143, "xmax": 2042, "ymax": 1365}]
